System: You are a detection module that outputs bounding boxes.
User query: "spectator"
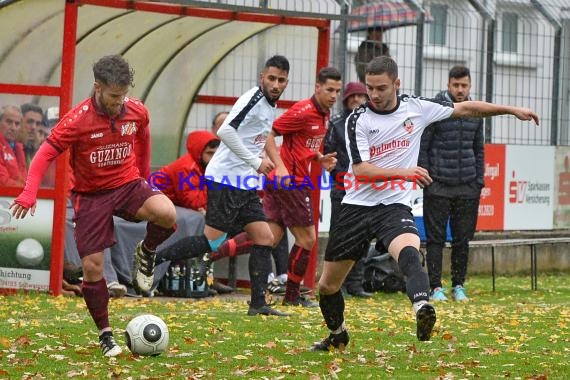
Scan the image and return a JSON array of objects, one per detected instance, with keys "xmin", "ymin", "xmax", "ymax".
[
  {"xmin": 11, "ymin": 54, "xmax": 177, "ymax": 357},
  {"xmin": 211, "ymin": 111, "xmax": 229, "ymax": 136},
  {"xmin": 19, "ymin": 103, "xmax": 44, "ymax": 165},
  {"xmin": 418, "ymin": 65, "xmax": 484, "ymax": 302},
  {"xmin": 324, "ymin": 81, "xmax": 372, "ymax": 298},
  {"xmin": 355, "ymin": 27, "xmax": 390, "ymax": 83},
  {"xmin": 0, "ymin": 105, "xmax": 26, "ymax": 187}
]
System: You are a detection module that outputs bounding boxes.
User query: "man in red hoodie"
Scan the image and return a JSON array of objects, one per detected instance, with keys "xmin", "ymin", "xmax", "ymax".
[{"xmin": 156, "ymin": 130, "xmax": 219, "ymax": 214}]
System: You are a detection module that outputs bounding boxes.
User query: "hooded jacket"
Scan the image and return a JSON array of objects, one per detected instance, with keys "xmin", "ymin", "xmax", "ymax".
[
  {"xmin": 157, "ymin": 130, "xmax": 219, "ymax": 210},
  {"xmin": 418, "ymin": 90, "xmax": 484, "ymax": 196}
]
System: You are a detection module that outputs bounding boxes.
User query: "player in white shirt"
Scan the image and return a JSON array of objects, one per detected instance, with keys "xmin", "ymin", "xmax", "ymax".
[
  {"xmin": 312, "ymin": 56, "xmax": 538, "ymax": 350},
  {"xmin": 136, "ymin": 55, "xmax": 290, "ymax": 316}
]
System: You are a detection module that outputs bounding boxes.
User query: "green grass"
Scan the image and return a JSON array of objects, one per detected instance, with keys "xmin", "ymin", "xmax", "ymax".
[{"xmin": 1, "ymin": 275, "xmax": 569, "ymax": 379}]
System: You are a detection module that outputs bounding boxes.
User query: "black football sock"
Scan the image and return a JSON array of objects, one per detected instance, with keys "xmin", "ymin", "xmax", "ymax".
[
  {"xmin": 319, "ymin": 290, "xmax": 345, "ymax": 332},
  {"xmin": 398, "ymin": 246, "xmax": 430, "ymax": 304},
  {"xmin": 154, "ymin": 235, "xmax": 211, "ymax": 264},
  {"xmin": 248, "ymin": 244, "xmax": 273, "ymax": 308}
]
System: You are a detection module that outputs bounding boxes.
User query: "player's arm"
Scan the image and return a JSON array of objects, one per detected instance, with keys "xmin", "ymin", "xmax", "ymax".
[
  {"xmin": 134, "ymin": 123, "xmax": 151, "ymax": 179},
  {"xmin": 452, "ymin": 101, "xmax": 539, "ymax": 125},
  {"xmin": 10, "ymin": 141, "xmax": 61, "ymax": 218},
  {"xmin": 217, "ymin": 123, "xmax": 267, "ymax": 172},
  {"xmin": 265, "ymin": 130, "xmax": 286, "ymax": 174}
]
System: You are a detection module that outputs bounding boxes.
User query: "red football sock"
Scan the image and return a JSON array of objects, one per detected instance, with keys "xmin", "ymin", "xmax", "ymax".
[
  {"xmin": 81, "ymin": 278, "xmax": 110, "ymax": 330},
  {"xmin": 210, "ymin": 232, "xmax": 253, "ymax": 261}
]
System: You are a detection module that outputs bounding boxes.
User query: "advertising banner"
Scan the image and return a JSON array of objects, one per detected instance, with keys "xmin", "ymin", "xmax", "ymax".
[
  {"xmin": 477, "ymin": 144, "xmax": 506, "ymax": 230},
  {"xmin": 0, "ymin": 197, "xmax": 53, "ymax": 291},
  {"xmin": 503, "ymin": 145, "xmax": 554, "ymax": 230},
  {"xmin": 553, "ymin": 147, "xmax": 570, "ymax": 228}
]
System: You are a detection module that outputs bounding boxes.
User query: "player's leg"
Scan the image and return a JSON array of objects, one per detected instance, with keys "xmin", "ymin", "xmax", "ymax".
[
  {"xmin": 282, "ymin": 224, "xmax": 317, "ymax": 307},
  {"xmin": 423, "ymin": 193, "xmax": 451, "ymax": 299},
  {"xmin": 387, "ymin": 231, "xmax": 436, "ymax": 341},
  {"xmin": 243, "ymin": 220, "xmax": 289, "ymax": 316},
  {"xmin": 71, "ymin": 191, "xmax": 122, "ymax": 357},
  {"xmin": 272, "ymin": 187, "xmax": 316, "ymax": 307},
  {"xmin": 311, "ymin": 259, "xmax": 354, "ymax": 351},
  {"xmin": 132, "ymin": 192, "xmax": 177, "ymax": 293},
  {"xmin": 312, "ymin": 204, "xmax": 370, "ymax": 351}
]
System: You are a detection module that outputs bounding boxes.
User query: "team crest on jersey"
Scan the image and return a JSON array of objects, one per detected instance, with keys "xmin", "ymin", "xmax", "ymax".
[
  {"xmin": 253, "ymin": 134, "xmax": 267, "ymax": 146},
  {"xmin": 403, "ymin": 118, "xmax": 414, "ymax": 133},
  {"xmin": 120, "ymin": 122, "xmax": 137, "ymax": 136}
]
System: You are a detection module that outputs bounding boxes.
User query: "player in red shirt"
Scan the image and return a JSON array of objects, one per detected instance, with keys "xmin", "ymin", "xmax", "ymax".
[
  {"xmin": 263, "ymin": 67, "xmax": 340, "ymax": 307},
  {"xmin": 10, "ymin": 55, "xmax": 177, "ymax": 357}
]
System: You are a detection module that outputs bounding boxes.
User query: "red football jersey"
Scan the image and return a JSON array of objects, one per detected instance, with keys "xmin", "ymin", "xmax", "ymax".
[
  {"xmin": 272, "ymin": 96, "xmax": 329, "ymax": 184},
  {"xmin": 47, "ymin": 95, "xmax": 151, "ymax": 193}
]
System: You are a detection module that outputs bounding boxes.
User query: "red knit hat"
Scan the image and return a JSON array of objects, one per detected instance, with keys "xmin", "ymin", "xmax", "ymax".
[{"xmin": 342, "ymin": 81, "xmax": 367, "ymax": 103}]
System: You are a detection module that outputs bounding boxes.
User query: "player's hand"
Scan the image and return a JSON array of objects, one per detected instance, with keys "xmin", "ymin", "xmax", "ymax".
[
  {"xmin": 10, "ymin": 202, "xmax": 35, "ymax": 219},
  {"xmin": 512, "ymin": 107, "xmax": 539, "ymax": 125},
  {"xmin": 405, "ymin": 166, "xmax": 432, "ymax": 188},
  {"xmin": 197, "ymin": 207, "xmax": 206, "ymax": 216},
  {"xmin": 319, "ymin": 152, "xmax": 337, "ymax": 172},
  {"xmin": 274, "ymin": 164, "xmax": 291, "ymax": 188},
  {"xmin": 257, "ymin": 158, "xmax": 275, "ymax": 176}
]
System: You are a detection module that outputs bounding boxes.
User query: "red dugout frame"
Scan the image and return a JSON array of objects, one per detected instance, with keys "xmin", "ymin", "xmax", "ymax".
[{"xmin": 0, "ymin": 0, "xmax": 330, "ymax": 295}]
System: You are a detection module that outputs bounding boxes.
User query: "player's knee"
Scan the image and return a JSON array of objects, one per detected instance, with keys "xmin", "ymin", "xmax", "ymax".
[
  {"xmin": 254, "ymin": 230, "xmax": 274, "ymax": 246},
  {"xmin": 317, "ymin": 280, "xmax": 340, "ymax": 295}
]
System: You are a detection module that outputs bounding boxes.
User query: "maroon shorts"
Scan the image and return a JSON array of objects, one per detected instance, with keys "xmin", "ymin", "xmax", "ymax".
[
  {"xmin": 70, "ymin": 178, "xmax": 162, "ymax": 257},
  {"xmin": 263, "ymin": 184, "xmax": 314, "ymax": 228}
]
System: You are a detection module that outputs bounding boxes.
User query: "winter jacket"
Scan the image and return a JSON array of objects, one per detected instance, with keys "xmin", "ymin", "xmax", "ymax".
[
  {"xmin": 0, "ymin": 134, "xmax": 27, "ymax": 187},
  {"xmin": 324, "ymin": 109, "xmax": 351, "ymax": 200},
  {"xmin": 418, "ymin": 90, "xmax": 484, "ymax": 193}
]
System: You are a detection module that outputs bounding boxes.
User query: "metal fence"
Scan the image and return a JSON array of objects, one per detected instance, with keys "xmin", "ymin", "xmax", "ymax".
[
  {"xmin": 2, "ymin": 0, "xmax": 570, "ymax": 148},
  {"xmin": 185, "ymin": 0, "xmax": 570, "ymax": 146}
]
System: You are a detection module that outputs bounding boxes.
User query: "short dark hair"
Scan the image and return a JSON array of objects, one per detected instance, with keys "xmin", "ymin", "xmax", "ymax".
[
  {"xmin": 317, "ymin": 66, "xmax": 342, "ymax": 84},
  {"xmin": 264, "ymin": 55, "xmax": 290, "ymax": 73},
  {"xmin": 93, "ymin": 55, "xmax": 134, "ymax": 87},
  {"xmin": 449, "ymin": 65, "xmax": 471, "ymax": 80},
  {"xmin": 206, "ymin": 139, "xmax": 220, "ymax": 149},
  {"xmin": 211, "ymin": 111, "xmax": 229, "ymax": 127},
  {"xmin": 20, "ymin": 103, "xmax": 43, "ymax": 117},
  {"xmin": 365, "ymin": 56, "xmax": 398, "ymax": 81}
]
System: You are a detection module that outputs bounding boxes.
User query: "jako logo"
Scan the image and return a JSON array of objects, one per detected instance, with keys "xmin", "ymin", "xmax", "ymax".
[
  {"xmin": 369, "ymin": 129, "xmax": 379, "ymax": 134},
  {"xmin": 90, "ymin": 132, "xmax": 103, "ymax": 139}
]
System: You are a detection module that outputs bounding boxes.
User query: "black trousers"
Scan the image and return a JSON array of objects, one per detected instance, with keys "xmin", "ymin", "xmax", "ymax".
[
  {"xmin": 423, "ymin": 193, "xmax": 479, "ymax": 289},
  {"xmin": 330, "ymin": 197, "xmax": 366, "ymax": 291}
]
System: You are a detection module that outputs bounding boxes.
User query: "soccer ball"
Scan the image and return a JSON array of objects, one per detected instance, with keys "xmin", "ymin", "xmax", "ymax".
[
  {"xmin": 124, "ymin": 314, "xmax": 169, "ymax": 356},
  {"xmin": 15, "ymin": 238, "xmax": 44, "ymax": 267}
]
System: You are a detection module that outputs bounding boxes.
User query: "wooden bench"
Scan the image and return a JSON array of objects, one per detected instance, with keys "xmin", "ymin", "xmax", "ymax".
[{"xmin": 467, "ymin": 237, "xmax": 570, "ymax": 291}]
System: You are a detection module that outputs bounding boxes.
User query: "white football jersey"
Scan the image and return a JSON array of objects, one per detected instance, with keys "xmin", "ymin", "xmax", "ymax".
[
  {"xmin": 205, "ymin": 87, "xmax": 276, "ymax": 189},
  {"xmin": 343, "ymin": 95, "xmax": 454, "ymax": 206}
]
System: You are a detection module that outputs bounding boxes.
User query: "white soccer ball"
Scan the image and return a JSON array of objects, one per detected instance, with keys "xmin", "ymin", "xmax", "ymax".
[
  {"xmin": 15, "ymin": 238, "xmax": 44, "ymax": 267},
  {"xmin": 124, "ymin": 314, "xmax": 169, "ymax": 356}
]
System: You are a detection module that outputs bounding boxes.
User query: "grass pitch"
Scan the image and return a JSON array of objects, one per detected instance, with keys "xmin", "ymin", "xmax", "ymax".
[{"xmin": 0, "ymin": 274, "xmax": 569, "ymax": 379}]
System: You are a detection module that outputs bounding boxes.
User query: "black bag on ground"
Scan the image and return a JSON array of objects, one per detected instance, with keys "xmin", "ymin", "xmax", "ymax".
[{"xmin": 362, "ymin": 248, "xmax": 406, "ymax": 293}]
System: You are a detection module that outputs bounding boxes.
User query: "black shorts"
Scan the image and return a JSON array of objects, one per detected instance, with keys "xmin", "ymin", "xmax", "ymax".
[
  {"xmin": 205, "ymin": 181, "xmax": 266, "ymax": 234},
  {"xmin": 324, "ymin": 203, "xmax": 419, "ymax": 262}
]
